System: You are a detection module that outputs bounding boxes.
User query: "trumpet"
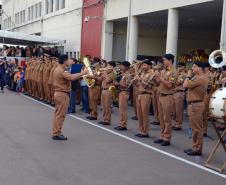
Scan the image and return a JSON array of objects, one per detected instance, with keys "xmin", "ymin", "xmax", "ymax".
[{"xmin": 95, "ymin": 67, "xmax": 114, "ymax": 76}]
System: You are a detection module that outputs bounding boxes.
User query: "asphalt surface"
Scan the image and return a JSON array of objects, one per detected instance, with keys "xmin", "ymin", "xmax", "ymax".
[{"xmin": 0, "ymin": 91, "xmax": 225, "ymax": 185}]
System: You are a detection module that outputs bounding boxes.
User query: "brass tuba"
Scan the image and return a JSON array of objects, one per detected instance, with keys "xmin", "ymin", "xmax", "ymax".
[
  {"xmin": 209, "ymin": 50, "xmax": 226, "ymax": 68},
  {"xmin": 208, "ymin": 50, "xmax": 226, "ymax": 92},
  {"xmin": 82, "ymin": 57, "xmax": 95, "ymax": 88},
  {"xmin": 109, "ymin": 85, "xmax": 118, "ymax": 102}
]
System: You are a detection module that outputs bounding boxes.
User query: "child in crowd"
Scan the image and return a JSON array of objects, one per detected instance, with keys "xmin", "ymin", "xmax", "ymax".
[{"xmin": 14, "ymin": 67, "xmax": 25, "ymax": 93}]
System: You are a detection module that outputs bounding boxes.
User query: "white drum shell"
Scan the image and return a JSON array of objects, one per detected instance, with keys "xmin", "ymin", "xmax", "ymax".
[{"xmin": 209, "ymin": 88, "xmax": 226, "ymax": 119}]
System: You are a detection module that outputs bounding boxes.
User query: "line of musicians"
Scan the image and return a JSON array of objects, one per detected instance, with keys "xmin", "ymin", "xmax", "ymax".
[
  {"xmin": 24, "ymin": 53, "xmax": 226, "ymax": 155},
  {"xmin": 24, "ymin": 55, "xmax": 59, "ymax": 105}
]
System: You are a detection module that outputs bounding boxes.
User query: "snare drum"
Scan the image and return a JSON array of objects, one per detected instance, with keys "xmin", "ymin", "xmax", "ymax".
[{"xmin": 209, "ymin": 88, "xmax": 226, "ymax": 122}]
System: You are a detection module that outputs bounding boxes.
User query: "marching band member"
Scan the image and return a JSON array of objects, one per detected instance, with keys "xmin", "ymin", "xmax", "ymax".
[
  {"xmin": 87, "ymin": 58, "xmax": 102, "ymax": 120},
  {"xmin": 135, "ymin": 60, "xmax": 155, "ymax": 138},
  {"xmin": 150, "ymin": 61, "xmax": 162, "ymax": 125},
  {"xmin": 131, "ymin": 60, "xmax": 143, "ymax": 120},
  {"xmin": 183, "ymin": 61, "xmax": 208, "ymax": 155},
  {"xmin": 220, "ymin": 65, "xmax": 226, "ymax": 87},
  {"xmin": 203, "ymin": 62, "xmax": 214, "ymax": 136},
  {"xmin": 154, "ymin": 54, "xmax": 176, "ymax": 146},
  {"xmin": 98, "ymin": 61, "xmax": 116, "ymax": 126},
  {"xmin": 172, "ymin": 64, "xmax": 186, "ymax": 130},
  {"xmin": 114, "ymin": 61, "xmax": 132, "ymax": 131}
]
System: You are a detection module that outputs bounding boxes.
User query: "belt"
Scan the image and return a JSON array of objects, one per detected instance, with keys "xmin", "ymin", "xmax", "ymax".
[
  {"xmin": 160, "ymin": 93, "xmax": 173, "ymax": 96},
  {"xmin": 139, "ymin": 92, "xmax": 152, "ymax": 95},
  {"xmin": 188, "ymin": 100, "xmax": 203, "ymax": 105},
  {"xmin": 55, "ymin": 91, "xmax": 70, "ymax": 95},
  {"xmin": 102, "ymin": 88, "xmax": 109, "ymax": 90},
  {"xmin": 175, "ymin": 90, "xmax": 185, "ymax": 93},
  {"xmin": 91, "ymin": 85, "xmax": 100, "ymax": 88},
  {"xmin": 119, "ymin": 90, "xmax": 129, "ymax": 93}
]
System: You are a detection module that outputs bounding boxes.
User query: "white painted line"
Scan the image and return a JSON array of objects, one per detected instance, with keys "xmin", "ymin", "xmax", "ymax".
[{"xmin": 23, "ymin": 95, "xmax": 226, "ymax": 179}]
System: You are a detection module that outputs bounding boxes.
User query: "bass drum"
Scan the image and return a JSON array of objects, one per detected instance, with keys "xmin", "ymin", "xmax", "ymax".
[{"xmin": 209, "ymin": 88, "xmax": 226, "ymax": 123}]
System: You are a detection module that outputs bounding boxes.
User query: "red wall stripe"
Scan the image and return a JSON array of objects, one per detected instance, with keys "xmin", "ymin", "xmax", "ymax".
[{"xmin": 81, "ymin": 0, "xmax": 104, "ymax": 58}]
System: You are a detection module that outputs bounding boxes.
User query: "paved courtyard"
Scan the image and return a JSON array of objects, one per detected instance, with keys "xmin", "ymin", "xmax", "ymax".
[{"xmin": 0, "ymin": 91, "xmax": 225, "ymax": 185}]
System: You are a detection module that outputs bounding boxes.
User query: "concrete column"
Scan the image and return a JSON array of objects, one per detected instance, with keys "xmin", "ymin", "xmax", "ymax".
[
  {"xmin": 166, "ymin": 8, "xmax": 179, "ymax": 60},
  {"xmin": 126, "ymin": 16, "xmax": 138, "ymax": 62},
  {"xmin": 101, "ymin": 21, "xmax": 113, "ymax": 61},
  {"xmin": 220, "ymin": 0, "xmax": 226, "ymax": 51}
]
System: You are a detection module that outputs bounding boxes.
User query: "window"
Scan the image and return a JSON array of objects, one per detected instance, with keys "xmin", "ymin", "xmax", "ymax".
[
  {"xmin": 77, "ymin": 52, "xmax": 80, "ymax": 59},
  {"xmin": 39, "ymin": 2, "xmax": 42, "ymax": 17},
  {"xmin": 4, "ymin": 17, "xmax": 12, "ymax": 29},
  {"xmin": 9, "ymin": 17, "xmax": 11, "ymax": 28},
  {"xmin": 15, "ymin": 10, "xmax": 25, "ymax": 25},
  {"xmin": 34, "ymin": 32, "xmax": 41, "ymax": 36},
  {"xmin": 28, "ymin": 7, "xmax": 31, "ymax": 21},
  {"xmin": 22, "ymin": 10, "xmax": 26, "ymax": 23},
  {"xmin": 3, "ymin": 19, "xmax": 6, "ymax": 28},
  {"xmin": 45, "ymin": 0, "xmax": 49, "ymax": 14},
  {"xmin": 20, "ymin": 11, "xmax": 23, "ymax": 24},
  {"xmin": 14, "ymin": 14, "xmax": 16, "ymax": 24},
  {"xmin": 50, "ymin": 0, "xmax": 53, "ymax": 13},
  {"xmin": 55, "ymin": 0, "xmax": 59, "ymax": 11},
  {"xmin": 62, "ymin": 0, "xmax": 65, "ymax": 9},
  {"xmin": 35, "ymin": 4, "xmax": 38, "ymax": 18},
  {"xmin": 31, "ymin": 6, "xmax": 34, "ymax": 20},
  {"xmin": 0, "ymin": 5, "xmax": 2, "ymax": 16},
  {"xmin": 15, "ymin": 13, "xmax": 19, "ymax": 24}
]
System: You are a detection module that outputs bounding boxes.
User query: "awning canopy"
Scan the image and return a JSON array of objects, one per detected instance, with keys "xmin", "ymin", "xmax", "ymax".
[{"xmin": 0, "ymin": 30, "xmax": 65, "ymax": 46}]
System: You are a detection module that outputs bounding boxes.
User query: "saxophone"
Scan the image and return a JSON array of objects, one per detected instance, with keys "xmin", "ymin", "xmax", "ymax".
[{"xmin": 82, "ymin": 57, "xmax": 95, "ymax": 88}]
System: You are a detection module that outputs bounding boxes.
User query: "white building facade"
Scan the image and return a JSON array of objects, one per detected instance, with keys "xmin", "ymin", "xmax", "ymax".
[
  {"xmin": 1, "ymin": 0, "xmax": 83, "ymax": 58},
  {"xmin": 101, "ymin": 0, "xmax": 226, "ymax": 62}
]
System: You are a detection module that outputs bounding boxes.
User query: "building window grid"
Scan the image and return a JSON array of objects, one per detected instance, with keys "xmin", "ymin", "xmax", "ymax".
[
  {"xmin": 3, "ymin": 17, "xmax": 12, "ymax": 29},
  {"xmin": 15, "ymin": 9, "xmax": 26, "ymax": 25},
  {"xmin": 46, "ymin": 0, "xmax": 65, "ymax": 15}
]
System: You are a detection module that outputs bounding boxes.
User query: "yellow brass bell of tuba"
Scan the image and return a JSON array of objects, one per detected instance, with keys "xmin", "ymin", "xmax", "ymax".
[
  {"xmin": 209, "ymin": 50, "xmax": 226, "ymax": 68},
  {"xmin": 82, "ymin": 57, "xmax": 95, "ymax": 88},
  {"xmin": 208, "ymin": 50, "xmax": 226, "ymax": 92},
  {"xmin": 109, "ymin": 85, "xmax": 118, "ymax": 102}
]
